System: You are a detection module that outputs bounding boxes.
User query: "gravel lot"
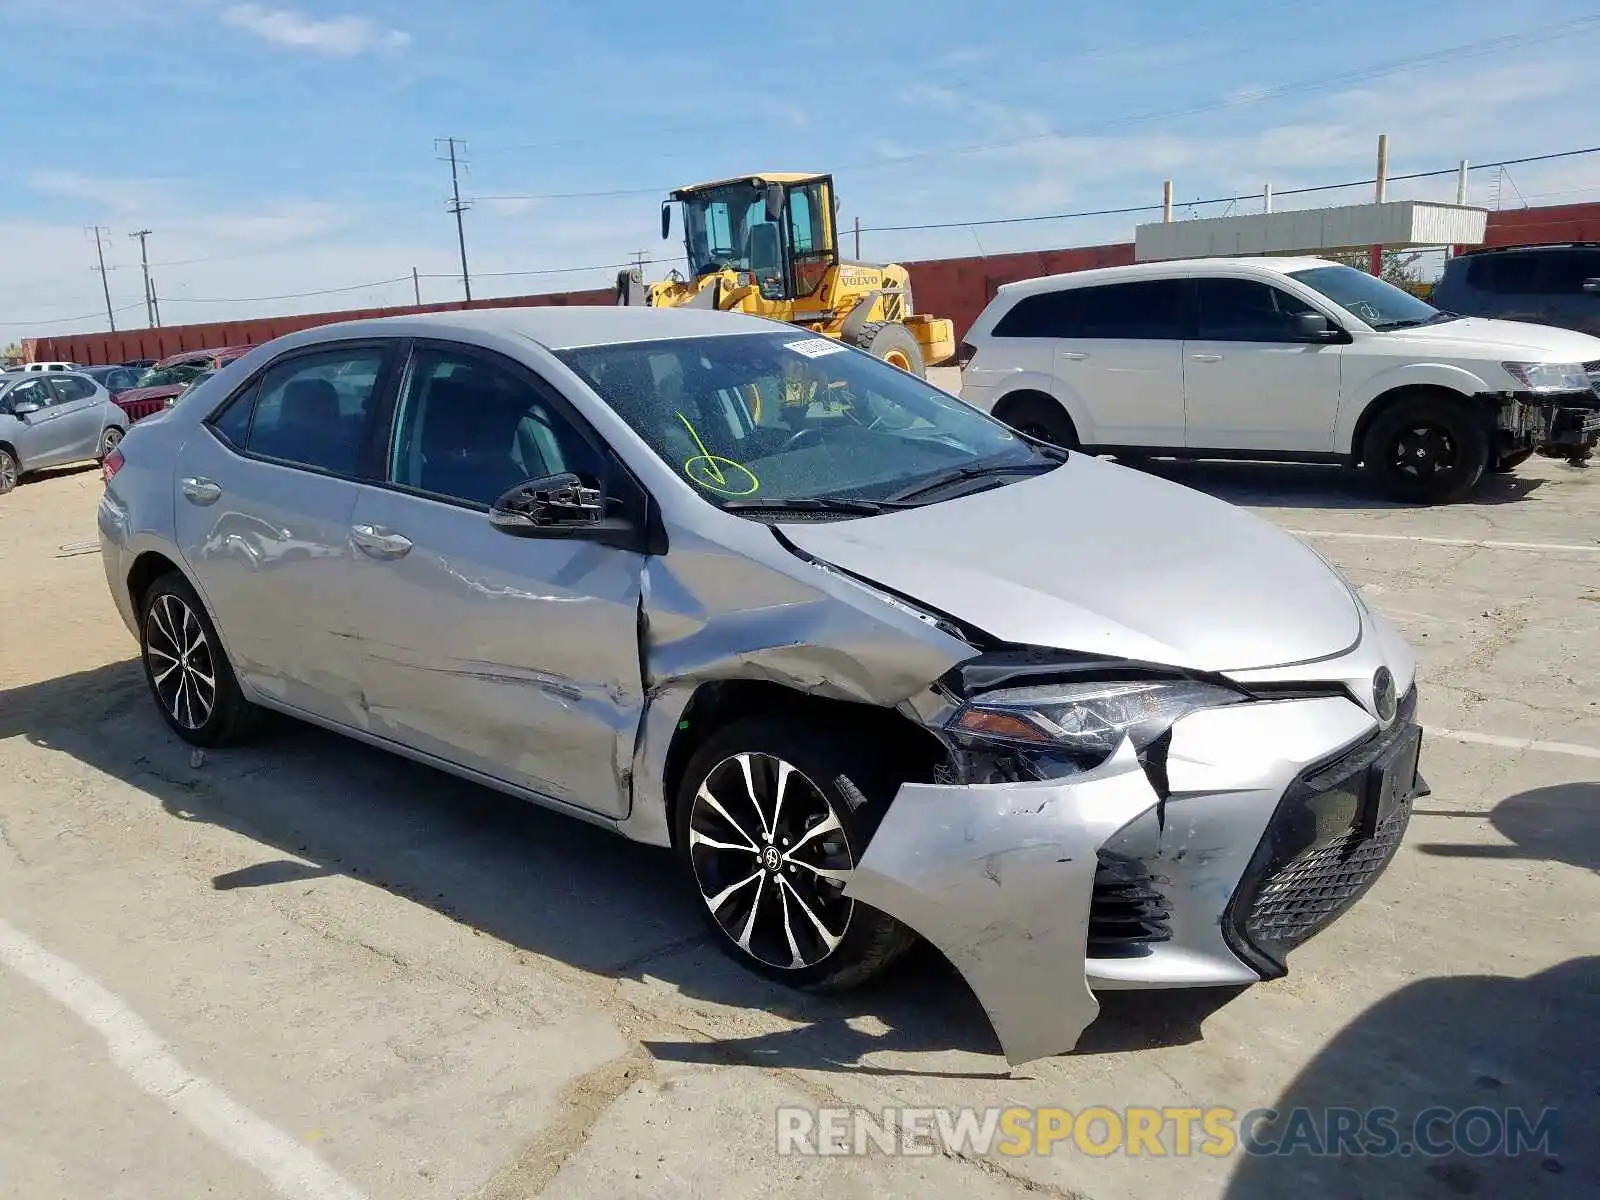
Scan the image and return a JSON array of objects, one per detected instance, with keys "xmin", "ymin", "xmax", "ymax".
[{"xmin": 1, "ymin": 409, "xmax": 1596, "ymax": 1199}]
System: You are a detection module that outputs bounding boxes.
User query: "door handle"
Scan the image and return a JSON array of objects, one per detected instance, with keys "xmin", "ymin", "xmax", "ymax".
[
  {"xmin": 1061, "ymin": 351, "xmax": 1088, "ymax": 361},
  {"xmin": 180, "ymin": 476, "xmax": 222, "ymax": 505},
  {"xmin": 350, "ymin": 524, "xmax": 413, "ymax": 559},
  {"xmin": 1190, "ymin": 353, "xmax": 1223, "ymax": 363}
]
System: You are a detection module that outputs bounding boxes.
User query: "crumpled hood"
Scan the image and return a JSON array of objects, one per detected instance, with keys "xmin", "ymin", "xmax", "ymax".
[
  {"xmin": 1388, "ymin": 316, "xmax": 1600, "ymax": 361},
  {"xmin": 777, "ymin": 455, "xmax": 1362, "ymax": 673},
  {"xmin": 115, "ymin": 384, "xmax": 183, "ymax": 405}
]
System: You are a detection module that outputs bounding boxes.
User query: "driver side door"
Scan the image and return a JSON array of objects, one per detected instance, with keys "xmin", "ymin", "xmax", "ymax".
[
  {"xmin": 343, "ymin": 340, "xmax": 650, "ymax": 817},
  {"xmin": 5, "ymin": 379, "xmax": 73, "ymax": 468}
]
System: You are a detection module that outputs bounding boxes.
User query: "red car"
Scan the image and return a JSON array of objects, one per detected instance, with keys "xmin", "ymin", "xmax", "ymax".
[{"xmin": 113, "ymin": 346, "xmax": 251, "ymax": 422}]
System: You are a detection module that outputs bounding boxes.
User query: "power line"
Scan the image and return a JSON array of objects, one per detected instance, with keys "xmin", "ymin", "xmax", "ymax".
[
  {"xmin": 161, "ymin": 276, "xmax": 415, "ymax": 305},
  {"xmin": 0, "ymin": 302, "xmax": 146, "ymax": 330},
  {"xmin": 856, "ymin": 144, "xmax": 1600, "ymax": 235}
]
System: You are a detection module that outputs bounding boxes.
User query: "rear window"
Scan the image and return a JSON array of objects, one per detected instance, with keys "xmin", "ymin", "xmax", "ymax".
[
  {"xmin": 991, "ymin": 279, "xmax": 1185, "ymax": 340},
  {"xmin": 1463, "ymin": 249, "xmax": 1600, "ymax": 295}
]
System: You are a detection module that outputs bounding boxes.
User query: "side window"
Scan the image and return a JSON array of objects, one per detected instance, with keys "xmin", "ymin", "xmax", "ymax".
[
  {"xmin": 1196, "ymin": 278, "xmax": 1317, "ymax": 341},
  {"xmin": 238, "ymin": 347, "xmax": 386, "ymax": 475},
  {"xmin": 9, "ymin": 380, "xmax": 51, "ymax": 409},
  {"xmin": 211, "ymin": 384, "xmax": 257, "ymax": 448},
  {"xmin": 45, "ymin": 377, "xmax": 87, "ymax": 404},
  {"xmin": 389, "ymin": 347, "xmax": 607, "ymax": 508},
  {"xmin": 1072, "ymin": 280, "xmax": 1185, "ymax": 339},
  {"xmin": 992, "ymin": 289, "xmax": 1083, "ymax": 338},
  {"xmin": 1465, "ymin": 254, "xmax": 1539, "ymax": 294}
]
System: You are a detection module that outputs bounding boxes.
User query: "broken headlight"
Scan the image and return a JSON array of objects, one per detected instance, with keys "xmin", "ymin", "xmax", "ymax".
[{"xmin": 943, "ymin": 679, "xmax": 1247, "ymax": 782}]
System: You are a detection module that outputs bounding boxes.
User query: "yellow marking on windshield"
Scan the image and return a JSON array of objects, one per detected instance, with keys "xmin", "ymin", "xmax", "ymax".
[
  {"xmin": 675, "ymin": 412, "xmax": 761, "ymax": 496},
  {"xmin": 676, "ymin": 412, "xmax": 724, "ymax": 484}
]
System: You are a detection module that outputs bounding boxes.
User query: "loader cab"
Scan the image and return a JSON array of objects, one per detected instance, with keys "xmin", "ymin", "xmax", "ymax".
[{"xmin": 666, "ymin": 173, "xmax": 839, "ymax": 303}]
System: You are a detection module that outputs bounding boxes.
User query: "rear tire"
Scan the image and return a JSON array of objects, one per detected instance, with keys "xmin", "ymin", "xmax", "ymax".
[
  {"xmin": 0, "ymin": 448, "xmax": 17, "ymax": 495},
  {"xmin": 139, "ymin": 572, "xmax": 263, "ymax": 747},
  {"xmin": 853, "ymin": 321, "xmax": 926, "ymax": 379},
  {"xmin": 994, "ymin": 392, "xmax": 1080, "ymax": 450},
  {"xmin": 1361, "ymin": 395, "xmax": 1488, "ymax": 503},
  {"xmin": 98, "ymin": 425, "xmax": 124, "ymax": 461},
  {"xmin": 673, "ymin": 714, "xmax": 917, "ymax": 991}
]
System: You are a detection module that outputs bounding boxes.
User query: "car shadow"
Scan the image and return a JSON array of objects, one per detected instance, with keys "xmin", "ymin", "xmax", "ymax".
[
  {"xmin": 1411, "ymin": 782, "xmax": 1600, "ymax": 874},
  {"xmin": 1, "ymin": 660, "xmax": 1250, "ymax": 1078},
  {"xmin": 1221, "ymin": 957, "xmax": 1599, "ymax": 1198},
  {"xmin": 1117, "ymin": 458, "xmax": 1548, "ymax": 511}
]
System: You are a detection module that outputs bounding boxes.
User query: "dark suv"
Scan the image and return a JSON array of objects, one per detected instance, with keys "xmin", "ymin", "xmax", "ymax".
[{"xmin": 1433, "ymin": 244, "xmax": 1600, "ymax": 464}]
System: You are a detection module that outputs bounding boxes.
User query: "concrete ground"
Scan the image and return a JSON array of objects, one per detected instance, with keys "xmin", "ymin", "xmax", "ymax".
[{"xmin": 0, "ymin": 422, "xmax": 1596, "ymax": 1199}]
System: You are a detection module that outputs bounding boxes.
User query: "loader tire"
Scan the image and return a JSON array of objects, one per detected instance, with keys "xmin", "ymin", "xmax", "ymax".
[{"xmin": 854, "ymin": 321, "xmax": 926, "ymax": 378}]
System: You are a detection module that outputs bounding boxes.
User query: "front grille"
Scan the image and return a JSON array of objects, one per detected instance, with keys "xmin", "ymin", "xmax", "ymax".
[
  {"xmin": 1243, "ymin": 800, "xmax": 1410, "ymax": 953},
  {"xmin": 1223, "ymin": 687, "xmax": 1418, "ymax": 977},
  {"xmin": 1087, "ymin": 851, "xmax": 1171, "ymax": 958}
]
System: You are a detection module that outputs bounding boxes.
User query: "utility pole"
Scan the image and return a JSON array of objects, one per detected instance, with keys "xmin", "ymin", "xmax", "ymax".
[
  {"xmin": 436, "ymin": 137, "xmax": 473, "ymax": 303},
  {"xmin": 1161, "ymin": 179, "xmax": 1174, "ymax": 223},
  {"xmin": 412, "ymin": 266, "xmax": 421, "ymax": 306},
  {"xmin": 853, "ymin": 216, "xmax": 861, "ymax": 259},
  {"xmin": 129, "ymin": 229, "xmax": 157, "ymax": 327},
  {"xmin": 87, "ymin": 225, "xmax": 117, "ymax": 332},
  {"xmin": 1369, "ymin": 133, "xmax": 1389, "ymax": 277},
  {"xmin": 150, "ymin": 277, "xmax": 162, "ymax": 327}
]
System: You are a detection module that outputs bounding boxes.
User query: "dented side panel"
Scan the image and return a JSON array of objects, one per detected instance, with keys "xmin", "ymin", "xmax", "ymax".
[
  {"xmin": 845, "ymin": 742, "xmax": 1161, "ymax": 1067},
  {"xmin": 618, "ymin": 524, "xmax": 979, "ymax": 846}
]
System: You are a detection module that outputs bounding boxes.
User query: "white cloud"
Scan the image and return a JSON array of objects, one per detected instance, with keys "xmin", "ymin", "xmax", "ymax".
[{"xmin": 221, "ymin": 4, "xmax": 409, "ymax": 57}]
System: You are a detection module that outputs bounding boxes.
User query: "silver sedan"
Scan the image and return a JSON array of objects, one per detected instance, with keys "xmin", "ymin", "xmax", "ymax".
[{"xmin": 97, "ymin": 307, "xmax": 1425, "ymax": 1066}]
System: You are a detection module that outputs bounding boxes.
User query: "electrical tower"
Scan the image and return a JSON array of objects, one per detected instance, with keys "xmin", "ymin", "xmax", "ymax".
[
  {"xmin": 129, "ymin": 229, "xmax": 157, "ymax": 327},
  {"xmin": 436, "ymin": 137, "xmax": 473, "ymax": 302},
  {"xmin": 86, "ymin": 226, "xmax": 117, "ymax": 332}
]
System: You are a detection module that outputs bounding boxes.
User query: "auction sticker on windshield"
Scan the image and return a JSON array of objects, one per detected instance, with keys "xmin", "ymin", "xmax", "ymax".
[{"xmin": 785, "ymin": 337, "xmax": 847, "ymax": 358}]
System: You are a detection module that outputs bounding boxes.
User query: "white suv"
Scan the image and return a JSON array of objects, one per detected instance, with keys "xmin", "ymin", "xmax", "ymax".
[{"xmin": 958, "ymin": 257, "xmax": 1600, "ymax": 502}]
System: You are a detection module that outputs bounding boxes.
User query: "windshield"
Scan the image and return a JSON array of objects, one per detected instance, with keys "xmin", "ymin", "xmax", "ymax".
[
  {"xmin": 136, "ymin": 361, "xmax": 209, "ymax": 388},
  {"xmin": 557, "ymin": 332, "xmax": 1060, "ymax": 512},
  {"xmin": 681, "ymin": 184, "xmax": 782, "ymax": 279},
  {"xmin": 1287, "ymin": 265, "xmax": 1447, "ymax": 330}
]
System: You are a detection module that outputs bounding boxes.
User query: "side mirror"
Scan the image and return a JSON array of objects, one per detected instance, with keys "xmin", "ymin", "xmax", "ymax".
[
  {"xmin": 1581, "ymin": 277, "xmax": 1600, "ymax": 295},
  {"xmin": 489, "ymin": 471, "xmax": 629, "ymax": 538},
  {"xmin": 661, "ymin": 202, "xmax": 672, "ymax": 241},
  {"xmin": 764, "ymin": 183, "xmax": 785, "ymax": 223},
  {"xmin": 1292, "ymin": 312, "xmax": 1341, "ymax": 341},
  {"xmin": 11, "ymin": 400, "xmax": 41, "ymax": 416}
]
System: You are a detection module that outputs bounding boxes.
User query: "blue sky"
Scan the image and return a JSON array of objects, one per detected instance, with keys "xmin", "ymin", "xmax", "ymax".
[{"xmin": 5, "ymin": 0, "xmax": 1600, "ymax": 339}]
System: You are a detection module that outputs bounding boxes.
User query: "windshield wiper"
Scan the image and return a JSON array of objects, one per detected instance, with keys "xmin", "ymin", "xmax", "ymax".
[
  {"xmin": 720, "ymin": 496, "xmax": 907, "ymax": 515},
  {"xmin": 885, "ymin": 460, "xmax": 1052, "ymax": 504}
]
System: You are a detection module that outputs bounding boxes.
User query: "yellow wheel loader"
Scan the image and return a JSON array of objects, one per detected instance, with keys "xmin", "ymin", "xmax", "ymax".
[{"xmin": 615, "ymin": 172, "xmax": 955, "ymax": 377}]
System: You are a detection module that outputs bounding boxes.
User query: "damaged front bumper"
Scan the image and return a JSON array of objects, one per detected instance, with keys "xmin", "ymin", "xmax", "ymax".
[{"xmin": 845, "ymin": 690, "xmax": 1423, "ymax": 1068}]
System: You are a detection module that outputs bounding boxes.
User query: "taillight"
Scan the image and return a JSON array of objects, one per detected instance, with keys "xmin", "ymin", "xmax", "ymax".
[
  {"xmin": 956, "ymin": 340, "xmax": 977, "ymax": 367},
  {"xmin": 102, "ymin": 447, "xmax": 125, "ymax": 485}
]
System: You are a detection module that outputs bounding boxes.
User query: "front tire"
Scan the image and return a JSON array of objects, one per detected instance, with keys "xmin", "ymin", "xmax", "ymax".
[
  {"xmin": 1362, "ymin": 396, "xmax": 1488, "ymax": 503},
  {"xmin": 0, "ymin": 448, "xmax": 17, "ymax": 495},
  {"xmin": 674, "ymin": 715, "xmax": 917, "ymax": 991},
  {"xmin": 140, "ymin": 573, "xmax": 263, "ymax": 747},
  {"xmin": 995, "ymin": 392, "xmax": 1080, "ymax": 450}
]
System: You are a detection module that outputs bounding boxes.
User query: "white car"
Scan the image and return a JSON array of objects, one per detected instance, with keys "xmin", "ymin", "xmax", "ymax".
[
  {"xmin": 18, "ymin": 360, "xmax": 83, "ymax": 373},
  {"xmin": 957, "ymin": 256, "xmax": 1600, "ymax": 502}
]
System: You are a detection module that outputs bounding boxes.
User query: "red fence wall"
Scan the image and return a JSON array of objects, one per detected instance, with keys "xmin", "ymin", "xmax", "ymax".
[
  {"xmin": 24, "ymin": 201, "xmax": 1598, "ymax": 364},
  {"xmin": 25, "ymin": 287, "xmax": 615, "ymax": 367}
]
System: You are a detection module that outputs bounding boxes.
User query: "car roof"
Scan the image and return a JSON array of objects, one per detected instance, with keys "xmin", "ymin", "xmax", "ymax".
[
  {"xmin": 285, "ymin": 304, "xmax": 783, "ymax": 350},
  {"xmin": 994, "ymin": 255, "xmax": 1343, "ymax": 298},
  {"xmin": 1454, "ymin": 241, "xmax": 1600, "ymax": 257}
]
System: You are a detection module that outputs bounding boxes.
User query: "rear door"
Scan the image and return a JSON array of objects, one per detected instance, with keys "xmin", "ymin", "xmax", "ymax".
[
  {"xmin": 171, "ymin": 340, "xmax": 399, "ymax": 725},
  {"xmin": 45, "ymin": 375, "xmax": 107, "ymax": 460},
  {"xmin": 1183, "ymin": 276, "xmax": 1345, "ymax": 452},
  {"xmin": 1054, "ymin": 278, "xmax": 1187, "ymax": 447}
]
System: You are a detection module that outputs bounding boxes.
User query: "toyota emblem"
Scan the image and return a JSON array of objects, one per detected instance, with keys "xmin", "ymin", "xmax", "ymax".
[{"xmin": 1373, "ymin": 667, "xmax": 1397, "ymax": 723}]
